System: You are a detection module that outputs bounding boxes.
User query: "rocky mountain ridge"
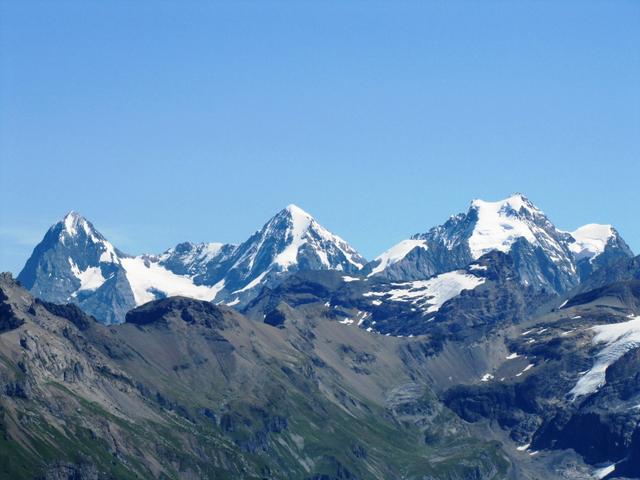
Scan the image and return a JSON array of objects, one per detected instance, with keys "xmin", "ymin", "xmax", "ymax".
[{"xmin": 15, "ymin": 195, "xmax": 634, "ymax": 331}]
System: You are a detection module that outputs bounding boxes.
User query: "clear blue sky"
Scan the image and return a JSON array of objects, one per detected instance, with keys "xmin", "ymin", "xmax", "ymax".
[{"xmin": 1, "ymin": 1, "xmax": 638, "ymax": 274}]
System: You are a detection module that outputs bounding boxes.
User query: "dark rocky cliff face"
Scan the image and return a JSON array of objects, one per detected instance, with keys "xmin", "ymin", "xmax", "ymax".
[
  {"xmin": 575, "ymin": 255, "xmax": 640, "ymax": 294},
  {"xmin": 442, "ymin": 277, "xmax": 640, "ymax": 479},
  {"xmin": 0, "ymin": 277, "xmax": 24, "ymax": 333}
]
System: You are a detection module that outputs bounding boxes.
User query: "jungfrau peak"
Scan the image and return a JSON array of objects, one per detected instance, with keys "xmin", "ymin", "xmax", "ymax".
[
  {"xmin": 465, "ymin": 193, "xmax": 568, "ymax": 260},
  {"xmin": 367, "ymin": 194, "xmax": 632, "ymax": 294}
]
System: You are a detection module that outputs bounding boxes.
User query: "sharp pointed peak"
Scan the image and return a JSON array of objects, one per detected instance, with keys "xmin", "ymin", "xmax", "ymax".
[
  {"xmin": 252, "ymin": 204, "xmax": 319, "ymax": 240},
  {"xmin": 62, "ymin": 210, "xmax": 83, "ymax": 221},
  {"xmin": 55, "ymin": 210, "xmax": 100, "ymax": 238},
  {"xmin": 61, "ymin": 210, "xmax": 82, "ymax": 233},
  {"xmin": 283, "ymin": 203, "xmax": 313, "ymax": 218},
  {"xmin": 266, "ymin": 204, "xmax": 316, "ymax": 225}
]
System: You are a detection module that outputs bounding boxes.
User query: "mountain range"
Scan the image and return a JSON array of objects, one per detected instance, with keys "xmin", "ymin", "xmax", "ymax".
[
  {"xmin": 3, "ymin": 194, "xmax": 639, "ymax": 479},
  {"xmin": 16, "ymin": 205, "xmax": 369, "ymax": 324},
  {"xmin": 16, "ymin": 194, "xmax": 633, "ymax": 326}
]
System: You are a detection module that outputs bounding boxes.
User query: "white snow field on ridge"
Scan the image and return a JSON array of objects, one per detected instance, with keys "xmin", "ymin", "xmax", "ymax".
[
  {"xmin": 364, "ymin": 270, "xmax": 485, "ymax": 313},
  {"xmin": 568, "ymin": 223, "xmax": 616, "ymax": 261},
  {"xmin": 120, "ymin": 257, "xmax": 226, "ymax": 306},
  {"xmin": 368, "ymin": 239, "xmax": 429, "ymax": 277}
]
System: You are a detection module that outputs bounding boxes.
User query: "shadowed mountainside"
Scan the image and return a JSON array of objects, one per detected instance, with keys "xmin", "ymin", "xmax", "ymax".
[{"xmin": 0, "ymin": 273, "xmax": 508, "ymax": 480}]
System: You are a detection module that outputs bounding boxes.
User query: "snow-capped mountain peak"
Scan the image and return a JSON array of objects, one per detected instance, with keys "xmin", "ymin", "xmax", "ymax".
[
  {"xmin": 49, "ymin": 211, "xmax": 120, "ymax": 264},
  {"xmin": 367, "ymin": 193, "xmax": 634, "ymax": 294},
  {"xmin": 369, "ymin": 194, "xmax": 581, "ymax": 293},
  {"xmin": 566, "ymin": 223, "xmax": 633, "ymax": 280},
  {"xmin": 62, "ymin": 210, "xmax": 83, "ymax": 235},
  {"xmin": 59, "ymin": 211, "xmax": 98, "ymax": 241},
  {"xmin": 284, "ymin": 202, "xmax": 309, "ymax": 217},
  {"xmin": 231, "ymin": 204, "xmax": 365, "ymax": 277},
  {"xmin": 17, "ymin": 212, "xmax": 133, "ymax": 324},
  {"xmin": 467, "ymin": 193, "xmax": 552, "ymax": 259},
  {"xmin": 470, "ymin": 193, "xmax": 539, "ymax": 215},
  {"xmin": 272, "ymin": 204, "xmax": 317, "ymax": 269},
  {"xmin": 273, "ymin": 204, "xmax": 364, "ymax": 270}
]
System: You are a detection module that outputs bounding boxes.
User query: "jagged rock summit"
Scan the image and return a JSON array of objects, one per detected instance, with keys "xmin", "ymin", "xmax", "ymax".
[{"xmin": 16, "ymin": 211, "xmax": 134, "ymax": 324}]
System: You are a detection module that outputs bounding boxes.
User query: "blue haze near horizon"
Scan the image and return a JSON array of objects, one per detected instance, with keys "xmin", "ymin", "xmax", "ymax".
[{"xmin": 1, "ymin": 1, "xmax": 639, "ymax": 274}]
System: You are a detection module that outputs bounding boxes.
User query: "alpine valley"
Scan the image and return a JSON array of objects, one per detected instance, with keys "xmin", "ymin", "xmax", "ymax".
[{"xmin": 2, "ymin": 194, "xmax": 639, "ymax": 479}]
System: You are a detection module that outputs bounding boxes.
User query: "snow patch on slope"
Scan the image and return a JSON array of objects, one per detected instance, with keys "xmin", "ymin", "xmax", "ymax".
[
  {"xmin": 342, "ymin": 275, "xmax": 360, "ymax": 282},
  {"xmin": 369, "ymin": 239, "xmax": 428, "ymax": 276},
  {"xmin": 364, "ymin": 271, "xmax": 485, "ymax": 313},
  {"xmin": 233, "ymin": 271, "xmax": 268, "ymax": 294},
  {"xmin": 570, "ymin": 316, "xmax": 640, "ymax": 399},
  {"xmin": 98, "ymin": 240, "xmax": 119, "ymax": 263},
  {"xmin": 593, "ymin": 463, "xmax": 616, "ymax": 479},
  {"xmin": 68, "ymin": 258, "xmax": 106, "ymax": 292}
]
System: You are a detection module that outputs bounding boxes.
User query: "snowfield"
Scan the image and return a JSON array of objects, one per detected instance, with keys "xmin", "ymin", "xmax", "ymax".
[
  {"xmin": 364, "ymin": 270, "xmax": 485, "ymax": 313},
  {"xmin": 69, "ymin": 258, "xmax": 106, "ymax": 293},
  {"xmin": 120, "ymin": 257, "xmax": 225, "ymax": 306},
  {"xmin": 570, "ymin": 315, "xmax": 640, "ymax": 399}
]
